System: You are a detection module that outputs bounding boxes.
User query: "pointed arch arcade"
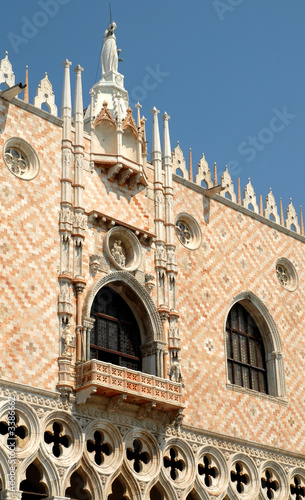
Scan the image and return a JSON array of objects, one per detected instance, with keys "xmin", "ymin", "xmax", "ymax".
[
  {"xmin": 224, "ymin": 291, "xmax": 286, "ymax": 398},
  {"xmin": 82, "ymin": 271, "xmax": 165, "ymax": 377}
]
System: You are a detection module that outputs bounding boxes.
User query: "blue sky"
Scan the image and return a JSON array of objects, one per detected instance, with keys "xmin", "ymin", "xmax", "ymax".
[{"xmin": 1, "ymin": 0, "xmax": 305, "ymax": 218}]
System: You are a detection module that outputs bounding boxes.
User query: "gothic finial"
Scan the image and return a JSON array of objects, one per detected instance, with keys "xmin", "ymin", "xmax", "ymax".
[{"xmin": 135, "ymin": 102, "xmax": 142, "ymax": 129}]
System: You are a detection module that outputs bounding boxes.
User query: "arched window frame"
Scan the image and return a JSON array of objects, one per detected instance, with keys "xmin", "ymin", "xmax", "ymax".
[
  {"xmin": 224, "ymin": 292, "xmax": 286, "ymax": 399},
  {"xmin": 82, "ymin": 271, "xmax": 165, "ymax": 378},
  {"xmin": 89, "ymin": 286, "xmax": 142, "ymax": 371}
]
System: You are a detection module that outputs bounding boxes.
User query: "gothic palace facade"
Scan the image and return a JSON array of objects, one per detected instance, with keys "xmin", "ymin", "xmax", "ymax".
[{"xmin": 0, "ymin": 20, "xmax": 305, "ymax": 500}]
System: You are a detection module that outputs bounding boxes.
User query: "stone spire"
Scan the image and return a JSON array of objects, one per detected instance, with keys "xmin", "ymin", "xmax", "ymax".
[
  {"xmin": 73, "ymin": 64, "xmax": 84, "ymax": 147},
  {"xmin": 162, "ymin": 112, "xmax": 171, "ymax": 160},
  {"xmin": 213, "ymin": 162, "xmax": 217, "ymax": 186},
  {"xmin": 24, "ymin": 66, "xmax": 29, "ymax": 103},
  {"xmin": 189, "ymin": 148, "xmax": 193, "ymax": 182},
  {"xmin": 61, "ymin": 59, "xmax": 72, "ymax": 141},
  {"xmin": 151, "ymin": 107, "xmax": 161, "ymax": 158}
]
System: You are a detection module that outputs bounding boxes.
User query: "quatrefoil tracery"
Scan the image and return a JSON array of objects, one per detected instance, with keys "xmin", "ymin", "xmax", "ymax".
[
  {"xmin": 261, "ymin": 469, "xmax": 279, "ymax": 499},
  {"xmin": 231, "ymin": 462, "xmax": 249, "ymax": 494},
  {"xmin": 291, "ymin": 476, "xmax": 305, "ymax": 500},
  {"xmin": 126, "ymin": 439, "xmax": 150, "ymax": 473},
  {"xmin": 0, "ymin": 415, "xmax": 28, "ymax": 447},
  {"xmin": 44, "ymin": 421, "xmax": 70, "ymax": 458},
  {"xmin": 87, "ymin": 430, "xmax": 112, "ymax": 466},
  {"xmin": 198, "ymin": 455, "xmax": 218, "ymax": 487},
  {"xmin": 163, "ymin": 447, "xmax": 185, "ymax": 481}
]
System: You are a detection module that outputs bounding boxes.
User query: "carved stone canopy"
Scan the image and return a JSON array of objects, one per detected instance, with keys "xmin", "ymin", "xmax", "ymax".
[
  {"xmin": 94, "ymin": 100, "xmax": 117, "ymax": 129},
  {"xmin": 122, "ymin": 107, "xmax": 138, "ymax": 138}
]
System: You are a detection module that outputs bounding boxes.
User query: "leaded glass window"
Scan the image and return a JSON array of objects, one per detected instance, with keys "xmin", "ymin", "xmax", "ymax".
[
  {"xmin": 226, "ymin": 303, "xmax": 268, "ymax": 394},
  {"xmin": 90, "ymin": 286, "xmax": 141, "ymax": 371}
]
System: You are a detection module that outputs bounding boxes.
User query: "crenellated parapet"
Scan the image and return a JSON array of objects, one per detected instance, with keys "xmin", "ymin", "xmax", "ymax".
[{"xmin": 173, "ymin": 143, "xmax": 304, "ymax": 237}]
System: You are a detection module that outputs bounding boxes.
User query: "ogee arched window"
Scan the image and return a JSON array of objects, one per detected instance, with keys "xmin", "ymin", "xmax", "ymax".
[
  {"xmin": 90, "ymin": 286, "xmax": 142, "ymax": 371},
  {"xmin": 226, "ymin": 302, "xmax": 268, "ymax": 394}
]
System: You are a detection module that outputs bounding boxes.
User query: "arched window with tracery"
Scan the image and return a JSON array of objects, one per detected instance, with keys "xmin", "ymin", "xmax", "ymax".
[
  {"xmin": 20, "ymin": 463, "xmax": 48, "ymax": 500},
  {"xmin": 90, "ymin": 286, "xmax": 142, "ymax": 371},
  {"xmin": 226, "ymin": 302, "xmax": 268, "ymax": 394}
]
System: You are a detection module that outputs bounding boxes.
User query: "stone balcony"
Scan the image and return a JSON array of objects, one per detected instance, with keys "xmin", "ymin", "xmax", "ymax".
[{"xmin": 75, "ymin": 360, "xmax": 184, "ymax": 412}]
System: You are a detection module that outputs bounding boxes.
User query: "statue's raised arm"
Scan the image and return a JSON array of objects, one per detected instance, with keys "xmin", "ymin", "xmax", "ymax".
[{"xmin": 101, "ymin": 21, "xmax": 119, "ymax": 76}]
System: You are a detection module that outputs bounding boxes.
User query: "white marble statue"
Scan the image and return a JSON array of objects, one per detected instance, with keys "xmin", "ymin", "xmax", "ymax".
[
  {"xmin": 101, "ymin": 22, "xmax": 118, "ymax": 75},
  {"xmin": 62, "ymin": 324, "xmax": 73, "ymax": 357},
  {"xmin": 111, "ymin": 240, "xmax": 126, "ymax": 267}
]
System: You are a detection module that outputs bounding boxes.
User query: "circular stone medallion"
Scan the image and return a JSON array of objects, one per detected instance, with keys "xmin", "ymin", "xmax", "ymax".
[{"xmin": 104, "ymin": 226, "xmax": 142, "ymax": 271}]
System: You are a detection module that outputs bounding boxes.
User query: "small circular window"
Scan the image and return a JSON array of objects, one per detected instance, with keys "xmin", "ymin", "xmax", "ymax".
[
  {"xmin": 276, "ymin": 258, "xmax": 298, "ymax": 291},
  {"xmin": 175, "ymin": 213, "xmax": 202, "ymax": 250},
  {"xmin": 3, "ymin": 138, "xmax": 39, "ymax": 180}
]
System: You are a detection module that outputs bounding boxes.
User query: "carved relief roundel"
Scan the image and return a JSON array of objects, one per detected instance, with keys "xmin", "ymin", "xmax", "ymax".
[{"xmin": 104, "ymin": 226, "xmax": 142, "ymax": 271}]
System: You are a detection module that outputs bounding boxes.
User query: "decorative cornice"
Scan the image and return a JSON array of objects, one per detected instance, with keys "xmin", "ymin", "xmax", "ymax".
[
  {"xmin": 87, "ymin": 210, "xmax": 156, "ymax": 243},
  {"xmin": 173, "ymin": 174, "xmax": 305, "ymax": 244},
  {"xmin": 0, "ymin": 91, "xmax": 63, "ymax": 126}
]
